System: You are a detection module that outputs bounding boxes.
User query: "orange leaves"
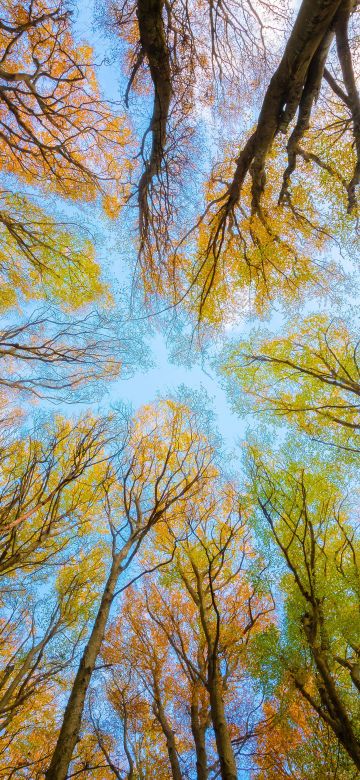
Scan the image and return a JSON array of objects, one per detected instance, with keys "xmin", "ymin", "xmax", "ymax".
[
  {"xmin": 0, "ymin": 0, "xmax": 132, "ymax": 209},
  {"xmin": 100, "ymin": 480, "xmax": 276, "ymax": 778},
  {"xmin": 254, "ymin": 691, "xmax": 346, "ymax": 779}
]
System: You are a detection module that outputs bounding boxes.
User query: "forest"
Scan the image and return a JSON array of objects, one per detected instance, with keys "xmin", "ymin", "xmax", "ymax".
[{"xmin": 0, "ymin": 0, "xmax": 359, "ymax": 777}]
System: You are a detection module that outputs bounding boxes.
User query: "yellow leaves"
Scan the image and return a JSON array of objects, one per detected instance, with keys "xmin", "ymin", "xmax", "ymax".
[
  {"xmin": 0, "ymin": 192, "xmax": 109, "ymax": 311},
  {"xmin": 138, "ymin": 120, "xmax": 349, "ymax": 329},
  {"xmin": 56, "ymin": 551, "xmax": 107, "ymax": 626},
  {"xmin": 0, "ymin": 686, "xmax": 59, "ymax": 775},
  {"xmin": 103, "ymin": 193, "xmax": 122, "ymax": 219},
  {"xmin": 0, "ymin": 413, "xmax": 114, "ymax": 579},
  {"xmin": 129, "ymin": 399, "xmax": 215, "ymax": 501},
  {"xmin": 195, "ymin": 155, "xmax": 339, "ymax": 324},
  {"xmin": 223, "ymin": 313, "xmax": 360, "ymax": 451},
  {"xmin": 139, "ymin": 136, "xmax": 342, "ymax": 328},
  {"xmin": 76, "ymin": 44, "xmax": 94, "ymax": 65},
  {"xmin": 304, "ymin": 105, "xmax": 359, "ymax": 220}
]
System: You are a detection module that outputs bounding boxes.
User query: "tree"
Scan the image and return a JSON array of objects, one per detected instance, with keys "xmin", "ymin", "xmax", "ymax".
[
  {"xmin": 0, "ymin": 414, "xmax": 116, "ymax": 578},
  {"xmin": 177, "ymin": 148, "xmax": 341, "ymax": 324},
  {"xmin": 0, "ymin": 0, "xmax": 131, "ymax": 306},
  {"xmin": 221, "ymin": 314, "xmax": 360, "ymax": 452},
  {"xmin": 222, "ymin": 0, "xmax": 360, "ymax": 219},
  {"xmin": 1, "ymin": 1, "xmax": 360, "ymax": 776},
  {"xmin": 0, "ymin": 548, "xmax": 110, "ymax": 779},
  {"xmin": 168, "ymin": 487, "xmax": 274, "ymax": 780},
  {"xmin": 45, "ymin": 399, "xmax": 215, "ymax": 780},
  {"xmin": 98, "ymin": 668, "xmax": 174, "ymax": 779},
  {"xmin": 109, "ymin": 0, "xmax": 285, "ymax": 267},
  {"xmin": 102, "ymin": 532, "xmax": 215, "ymax": 780},
  {"xmin": 0, "ymin": 192, "xmax": 109, "ymax": 312},
  {"xmin": 112, "ymin": 0, "xmax": 359, "ymax": 324},
  {"xmin": 0, "ymin": 2, "xmax": 138, "ymax": 416},
  {"xmin": 102, "ymin": 483, "xmax": 274, "ymax": 780},
  {"xmin": 186, "ymin": 0, "xmax": 359, "ymax": 320},
  {"xmin": 252, "ymin": 690, "xmax": 359, "ymax": 779},
  {"xmin": 248, "ymin": 450, "xmax": 360, "ymax": 771},
  {"xmin": 105, "ymin": 587, "xmax": 189, "ymax": 780}
]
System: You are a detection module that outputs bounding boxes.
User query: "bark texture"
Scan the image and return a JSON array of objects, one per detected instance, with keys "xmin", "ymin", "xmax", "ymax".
[
  {"xmin": 208, "ymin": 664, "xmax": 237, "ymax": 780},
  {"xmin": 190, "ymin": 698, "xmax": 208, "ymax": 780},
  {"xmin": 298, "ymin": 609, "xmax": 360, "ymax": 771},
  {"xmin": 212, "ymin": 0, "xmax": 344, "ymax": 255},
  {"xmin": 153, "ymin": 676, "xmax": 183, "ymax": 780},
  {"xmin": 136, "ymin": 0, "xmax": 172, "ymax": 241},
  {"xmin": 45, "ymin": 544, "xmax": 131, "ymax": 780}
]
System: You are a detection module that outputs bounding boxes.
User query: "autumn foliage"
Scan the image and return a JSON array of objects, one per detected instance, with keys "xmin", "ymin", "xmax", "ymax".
[{"xmin": 0, "ymin": 1, "xmax": 359, "ymax": 779}]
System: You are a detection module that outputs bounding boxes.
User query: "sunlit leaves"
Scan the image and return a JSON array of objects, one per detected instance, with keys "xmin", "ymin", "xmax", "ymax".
[
  {"xmin": 0, "ymin": 192, "xmax": 109, "ymax": 310},
  {"xmin": 0, "ymin": 0, "xmax": 131, "ymax": 209},
  {"xmin": 221, "ymin": 314, "xmax": 360, "ymax": 450}
]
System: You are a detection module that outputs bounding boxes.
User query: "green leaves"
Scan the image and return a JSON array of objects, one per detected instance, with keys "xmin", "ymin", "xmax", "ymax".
[{"xmin": 221, "ymin": 313, "xmax": 360, "ymax": 456}]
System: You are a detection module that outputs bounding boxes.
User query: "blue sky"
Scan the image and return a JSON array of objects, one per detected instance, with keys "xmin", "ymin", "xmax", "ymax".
[
  {"xmin": 64, "ymin": 0, "xmax": 351, "ymax": 461},
  {"xmin": 62, "ymin": 0, "xmax": 253, "ymax": 451}
]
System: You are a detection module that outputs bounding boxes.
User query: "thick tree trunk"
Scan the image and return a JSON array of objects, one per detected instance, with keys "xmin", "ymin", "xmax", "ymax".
[
  {"xmin": 335, "ymin": 0, "xmax": 360, "ymax": 211},
  {"xmin": 153, "ymin": 678, "xmax": 183, "ymax": 780},
  {"xmin": 225, "ymin": 0, "xmax": 342, "ymax": 216},
  {"xmin": 298, "ymin": 606, "xmax": 360, "ymax": 771},
  {"xmin": 250, "ymin": 0, "xmax": 342, "ymax": 208},
  {"xmin": 136, "ymin": 0, "xmax": 172, "ymax": 237},
  {"xmin": 137, "ymin": 0, "xmax": 171, "ymax": 170},
  {"xmin": 190, "ymin": 700, "xmax": 208, "ymax": 780},
  {"xmin": 208, "ymin": 665, "xmax": 237, "ymax": 780},
  {"xmin": 45, "ymin": 542, "xmax": 132, "ymax": 780},
  {"xmin": 311, "ymin": 645, "xmax": 360, "ymax": 771}
]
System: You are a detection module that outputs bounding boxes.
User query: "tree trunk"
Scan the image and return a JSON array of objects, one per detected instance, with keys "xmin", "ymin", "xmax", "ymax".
[
  {"xmin": 190, "ymin": 699, "xmax": 208, "ymax": 780},
  {"xmin": 136, "ymin": 0, "xmax": 172, "ymax": 238},
  {"xmin": 312, "ymin": 645, "xmax": 360, "ymax": 771},
  {"xmin": 45, "ymin": 542, "xmax": 132, "ymax": 780},
  {"xmin": 226, "ymin": 0, "xmax": 342, "ymax": 214},
  {"xmin": 208, "ymin": 664, "xmax": 237, "ymax": 780},
  {"xmin": 298, "ymin": 606, "xmax": 360, "ymax": 771},
  {"xmin": 153, "ymin": 677, "xmax": 183, "ymax": 780}
]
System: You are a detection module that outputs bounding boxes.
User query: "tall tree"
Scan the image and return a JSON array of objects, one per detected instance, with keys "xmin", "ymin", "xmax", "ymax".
[
  {"xmin": 45, "ymin": 399, "xmax": 215, "ymax": 780},
  {"xmin": 248, "ymin": 451, "xmax": 360, "ymax": 771},
  {"xmin": 113, "ymin": 0, "xmax": 359, "ymax": 324},
  {"xmin": 104, "ymin": 484, "xmax": 274, "ymax": 780},
  {"xmin": 0, "ymin": 549, "xmax": 109, "ymax": 779},
  {"xmin": 106, "ymin": 588, "xmax": 187, "ymax": 780},
  {"xmin": 170, "ymin": 489, "xmax": 274, "ymax": 780},
  {"xmin": 109, "ymin": 0, "xmax": 283, "ymax": 262}
]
